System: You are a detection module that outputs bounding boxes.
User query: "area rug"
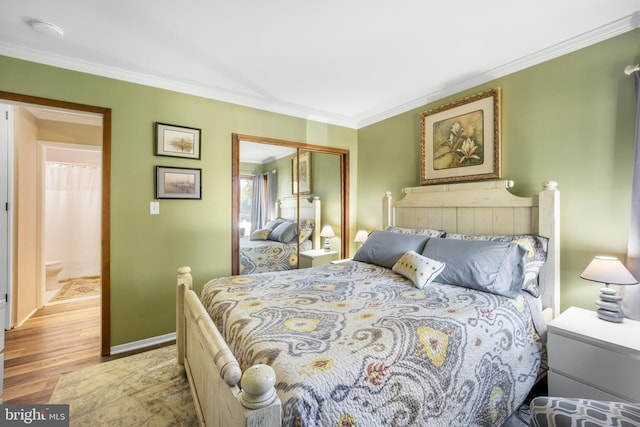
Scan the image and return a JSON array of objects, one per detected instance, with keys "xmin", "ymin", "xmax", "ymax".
[
  {"xmin": 49, "ymin": 344, "xmax": 198, "ymax": 426},
  {"xmin": 50, "ymin": 277, "xmax": 101, "ymax": 302}
]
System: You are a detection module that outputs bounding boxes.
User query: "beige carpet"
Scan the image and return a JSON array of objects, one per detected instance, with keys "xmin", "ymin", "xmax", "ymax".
[
  {"xmin": 50, "ymin": 277, "xmax": 101, "ymax": 302},
  {"xmin": 49, "ymin": 344, "xmax": 198, "ymax": 426}
]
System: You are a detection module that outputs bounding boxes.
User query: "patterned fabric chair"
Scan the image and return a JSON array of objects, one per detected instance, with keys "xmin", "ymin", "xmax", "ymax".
[{"xmin": 529, "ymin": 396, "xmax": 640, "ymax": 426}]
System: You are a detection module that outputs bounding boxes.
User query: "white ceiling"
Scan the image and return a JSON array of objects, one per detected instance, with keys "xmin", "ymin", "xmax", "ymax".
[
  {"xmin": 1, "ymin": 1, "xmax": 638, "ymax": 129},
  {"xmin": 240, "ymin": 141, "xmax": 295, "ymax": 164}
]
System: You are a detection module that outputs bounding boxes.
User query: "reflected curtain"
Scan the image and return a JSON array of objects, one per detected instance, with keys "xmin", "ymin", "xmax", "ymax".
[
  {"xmin": 45, "ymin": 163, "xmax": 101, "ymax": 280},
  {"xmin": 250, "ymin": 174, "xmax": 266, "ymax": 234},
  {"xmin": 266, "ymin": 169, "xmax": 277, "ymax": 222},
  {"xmin": 623, "ymin": 69, "xmax": 640, "ymax": 320}
]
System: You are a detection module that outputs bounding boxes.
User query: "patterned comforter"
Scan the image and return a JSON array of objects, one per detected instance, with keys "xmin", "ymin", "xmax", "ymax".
[
  {"xmin": 239, "ymin": 237, "xmax": 312, "ymax": 274},
  {"xmin": 200, "ymin": 260, "xmax": 544, "ymax": 426}
]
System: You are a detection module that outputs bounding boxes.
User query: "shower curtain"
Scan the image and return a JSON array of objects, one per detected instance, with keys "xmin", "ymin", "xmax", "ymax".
[{"xmin": 45, "ymin": 163, "xmax": 101, "ymax": 280}]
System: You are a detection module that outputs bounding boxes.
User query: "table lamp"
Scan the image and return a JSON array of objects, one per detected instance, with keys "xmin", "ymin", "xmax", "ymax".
[
  {"xmin": 580, "ymin": 255, "xmax": 638, "ymax": 322},
  {"xmin": 354, "ymin": 230, "xmax": 369, "ymax": 247},
  {"xmin": 320, "ymin": 225, "xmax": 335, "ymax": 251}
]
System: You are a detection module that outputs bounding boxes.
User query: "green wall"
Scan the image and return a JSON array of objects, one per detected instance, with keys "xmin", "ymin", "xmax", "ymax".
[
  {"xmin": 0, "ymin": 55, "xmax": 357, "ymax": 346},
  {"xmin": 2, "ymin": 27, "xmax": 638, "ymax": 346},
  {"xmin": 357, "ymin": 29, "xmax": 640, "ymax": 312}
]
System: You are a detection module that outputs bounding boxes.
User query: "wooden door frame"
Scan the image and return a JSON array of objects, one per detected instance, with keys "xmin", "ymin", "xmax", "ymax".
[
  {"xmin": 0, "ymin": 91, "xmax": 111, "ymax": 356},
  {"xmin": 232, "ymin": 133, "xmax": 350, "ymax": 275}
]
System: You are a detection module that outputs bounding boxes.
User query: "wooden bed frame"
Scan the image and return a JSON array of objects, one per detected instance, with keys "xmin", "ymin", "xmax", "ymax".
[{"xmin": 177, "ymin": 179, "xmax": 560, "ymax": 427}]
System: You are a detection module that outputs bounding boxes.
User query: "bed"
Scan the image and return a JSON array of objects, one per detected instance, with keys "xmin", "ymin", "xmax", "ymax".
[
  {"xmin": 177, "ymin": 179, "xmax": 560, "ymax": 426},
  {"xmin": 239, "ymin": 196, "xmax": 321, "ymax": 274}
]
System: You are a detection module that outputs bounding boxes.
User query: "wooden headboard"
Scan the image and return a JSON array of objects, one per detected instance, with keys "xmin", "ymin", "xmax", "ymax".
[
  {"xmin": 382, "ymin": 180, "xmax": 560, "ymax": 318},
  {"xmin": 278, "ymin": 196, "xmax": 322, "ymax": 249}
]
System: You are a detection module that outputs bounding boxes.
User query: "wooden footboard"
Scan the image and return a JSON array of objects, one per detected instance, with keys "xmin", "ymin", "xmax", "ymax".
[{"xmin": 176, "ymin": 266, "xmax": 282, "ymax": 427}]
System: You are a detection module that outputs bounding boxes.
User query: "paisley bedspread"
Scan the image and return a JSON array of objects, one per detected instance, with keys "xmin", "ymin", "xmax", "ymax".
[
  {"xmin": 200, "ymin": 260, "xmax": 544, "ymax": 426},
  {"xmin": 239, "ymin": 237, "xmax": 312, "ymax": 274}
]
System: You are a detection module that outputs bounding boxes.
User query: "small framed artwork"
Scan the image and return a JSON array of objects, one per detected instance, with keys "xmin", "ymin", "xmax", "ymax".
[
  {"xmin": 291, "ymin": 151, "xmax": 312, "ymax": 195},
  {"xmin": 155, "ymin": 122, "xmax": 201, "ymax": 159},
  {"xmin": 156, "ymin": 166, "xmax": 202, "ymax": 199},
  {"xmin": 420, "ymin": 88, "xmax": 501, "ymax": 185}
]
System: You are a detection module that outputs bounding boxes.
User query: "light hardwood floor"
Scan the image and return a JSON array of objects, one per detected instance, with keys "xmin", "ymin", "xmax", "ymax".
[{"xmin": 3, "ymin": 298, "xmax": 104, "ymax": 404}]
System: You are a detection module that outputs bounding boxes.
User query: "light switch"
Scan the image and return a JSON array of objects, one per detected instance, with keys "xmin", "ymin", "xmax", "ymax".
[{"xmin": 150, "ymin": 201, "xmax": 160, "ymax": 215}]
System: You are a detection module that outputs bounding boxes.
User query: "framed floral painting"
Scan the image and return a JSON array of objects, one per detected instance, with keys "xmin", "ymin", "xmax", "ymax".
[{"xmin": 420, "ymin": 88, "xmax": 501, "ymax": 185}]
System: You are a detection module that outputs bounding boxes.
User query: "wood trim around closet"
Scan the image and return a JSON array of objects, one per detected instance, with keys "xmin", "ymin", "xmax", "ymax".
[{"xmin": 232, "ymin": 133, "xmax": 350, "ymax": 275}]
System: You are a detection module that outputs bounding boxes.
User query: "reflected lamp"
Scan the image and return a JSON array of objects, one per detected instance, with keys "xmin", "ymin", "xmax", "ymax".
[{"xmin": 319, "ymin": 225, "xmax": 335, "ymax": 252}]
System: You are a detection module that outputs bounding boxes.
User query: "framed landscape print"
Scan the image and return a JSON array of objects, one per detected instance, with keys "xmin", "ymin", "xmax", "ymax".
[
  {"xmin": 155, "ymin": 122, "xmax": 201, "ymax": 159},
  {"xmin": 156, "ymin": 166, "xmax": 202, "ymax": 199},
  {"xmin": 420, "ymin": 88, "xmax": 501, "ymax": 185},
  {"xmin": 291, "ymin": 151, "xmax": 311, "ymax": 195}
]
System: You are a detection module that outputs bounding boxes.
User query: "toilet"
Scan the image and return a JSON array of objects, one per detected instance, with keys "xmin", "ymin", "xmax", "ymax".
[{"xmin": 45, "ymin": 261, "xmax": 63, "ymax": 291}]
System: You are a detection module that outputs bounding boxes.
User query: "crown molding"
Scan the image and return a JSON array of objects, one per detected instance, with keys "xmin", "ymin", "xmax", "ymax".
[
  {"xmin": 356, "ymin": 12, "xmax": 640, "ymax": 129},
  {"xmin": 1, "ymin": 12, "xmax": 637, "ymax": 130},
  {"xmin": 0, "ymin": 42, "xmax": 358, "ymax": 128}
]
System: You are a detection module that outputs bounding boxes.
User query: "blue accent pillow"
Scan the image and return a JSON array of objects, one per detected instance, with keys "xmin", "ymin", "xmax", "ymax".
[
  {"xmin": 422, "ymin": 237, "xmax": 527, "ymax": 298},
  {"xmin": 353, "ymin": 230, "xmax": 430, "ymax": 269}
]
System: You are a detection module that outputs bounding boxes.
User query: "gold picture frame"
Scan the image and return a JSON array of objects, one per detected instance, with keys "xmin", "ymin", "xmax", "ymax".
[
  {"xmin": 420, "ymin": 88, "xmax": 501, "ymax": 185},
  {"xmin": 291, "ymin": 151, "xmax": 311, "ymax": 195}
]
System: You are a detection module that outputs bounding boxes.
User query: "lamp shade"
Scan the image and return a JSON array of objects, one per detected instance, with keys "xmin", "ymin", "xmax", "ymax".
[
  {"xmin": 354, "ymin": 230, "xmax": 369, "ymax": 243},
  {"xmin": 319, "ymin": 225, "xmax": 335, "ymax": 238},
  {"xmin": 580, "ymin": 256, "xmax": 638, "ymax": 285}
]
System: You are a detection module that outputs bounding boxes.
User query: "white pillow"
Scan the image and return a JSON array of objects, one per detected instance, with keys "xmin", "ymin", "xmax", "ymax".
[{"xmin": 392, "ymin": 251, "xmax": 445, "ymax": 289}]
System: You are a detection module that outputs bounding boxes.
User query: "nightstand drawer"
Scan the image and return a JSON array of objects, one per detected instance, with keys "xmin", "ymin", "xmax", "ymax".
[
  {"xmin": 548, "ymin": 371, "xmax": 624, "ymax": 401},
  {"xmin": 548, "ymin": 332, "xmax": 640, "ymax": 401}
]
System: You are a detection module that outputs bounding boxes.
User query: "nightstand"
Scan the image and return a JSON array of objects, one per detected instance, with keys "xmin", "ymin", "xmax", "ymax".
[
  {"xmin": 299, "ymin": 249, "xmax": 338, "ymax": 268},
  {"xmin": 547, "ymin": 306, "xmax": 640, "ymax": 402}
]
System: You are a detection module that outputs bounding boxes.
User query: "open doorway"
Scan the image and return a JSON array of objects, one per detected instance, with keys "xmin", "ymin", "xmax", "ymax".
[{"xmin": 0, "ymin": 91, "xmax": 111, "ymax": 356}]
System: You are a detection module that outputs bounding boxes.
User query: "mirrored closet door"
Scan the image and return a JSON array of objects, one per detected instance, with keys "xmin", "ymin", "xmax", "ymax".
[{"xmin": 231, "ymin": 134, "xmax": 349, "ymax": 275}]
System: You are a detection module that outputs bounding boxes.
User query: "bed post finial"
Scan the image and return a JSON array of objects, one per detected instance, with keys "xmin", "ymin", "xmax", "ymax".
[{"xmin": 240, "ymin": 364, "xmax": 278, "ymax": 409}]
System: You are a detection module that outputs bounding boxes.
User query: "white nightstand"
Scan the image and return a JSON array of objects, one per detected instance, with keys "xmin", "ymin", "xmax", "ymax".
[
  {"xmin": 299, "ymin": 249, "xmax": 339, "ymax": 268},
  {"xmin": 547, "ymin": 306, "xmax": 640, "ymax": 402}
]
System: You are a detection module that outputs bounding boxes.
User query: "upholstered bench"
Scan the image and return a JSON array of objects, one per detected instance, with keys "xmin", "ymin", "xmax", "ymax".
[{"xmin": 529, "ymin": 396, "xmax": 640, "ymax": 426}]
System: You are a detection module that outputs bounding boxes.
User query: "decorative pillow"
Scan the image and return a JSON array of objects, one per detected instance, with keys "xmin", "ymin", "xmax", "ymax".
[
  {"xmin": 422, "ymin": 237, "xmax": 528, "ymax": 298},
  {"xmin": 249, "ymin": 228, "xmax": 271, "ymax": 241},
  {"xmin": 392, "ymin": 251, "xmax": 446, "ymax": 289},
  {"xmin": 386, "ymin": 226, "xmax": 446, "ymax": 238},
  {"xmin": 445, "ymin": 233, "xmax": 549, "ymax": 297},
  {"xmin": 353, "ymin": 230, "xmax": 430, "ymax": 269},
  {"xmin": 298, "ymin": 227, "xmax": 313, "ymax": 244},
  {"xmin": 264, "ymin": 218, "xmax": 286, "ymax": 230},
  {"xmin": 268, "ymin": 220, "xmax": 298, "ymax": 243}
]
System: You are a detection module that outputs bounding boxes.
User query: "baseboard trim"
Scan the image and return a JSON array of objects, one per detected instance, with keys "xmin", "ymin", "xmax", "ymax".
[{"xmin": 110, "ymin": 332, "xmax": 176, "ymax": 355}]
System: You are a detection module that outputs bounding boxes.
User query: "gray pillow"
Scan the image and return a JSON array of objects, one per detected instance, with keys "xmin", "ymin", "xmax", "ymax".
[
  {"xmin": 268, "ymin": 220, "xmax": 297, "ymax": 243},
  {"xmin": 445, "ymin": 233, "xmax": 549, "ymax": 297},
  {"xmin": 353, "ymin": 230, "xmax": 430, "ymax": 269},
  {"xmin": 264, "ymin": 218, "xmax": 286, "ymax": 230},
  {"xmin": 422, "ymin": 237, "xmax": 527, "ymax": 298}
]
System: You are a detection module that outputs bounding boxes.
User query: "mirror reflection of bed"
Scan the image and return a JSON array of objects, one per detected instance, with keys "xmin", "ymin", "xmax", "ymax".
[{"xmin": 232, "ymin": 135, "xmax": 349, "ymax": 275}]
